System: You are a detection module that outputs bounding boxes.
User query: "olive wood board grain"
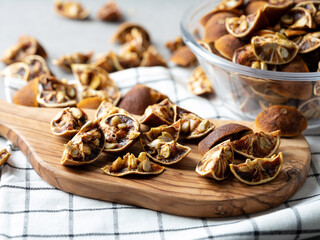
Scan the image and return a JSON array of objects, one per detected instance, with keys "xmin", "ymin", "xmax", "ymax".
[{"xmin": 0, "ymin": 99, "xmax": 311, "ymax": 218}]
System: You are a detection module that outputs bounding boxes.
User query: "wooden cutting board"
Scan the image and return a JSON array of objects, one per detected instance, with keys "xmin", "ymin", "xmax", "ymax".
[{"xmin": 0, "ymin": 100, "xmax": 311, "ymax": 218}]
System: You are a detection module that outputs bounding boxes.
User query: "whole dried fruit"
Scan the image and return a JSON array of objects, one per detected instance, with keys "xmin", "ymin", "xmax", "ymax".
[{"xmin": 255, "ymin": 105, "xmax": 308, "ymax": 137}]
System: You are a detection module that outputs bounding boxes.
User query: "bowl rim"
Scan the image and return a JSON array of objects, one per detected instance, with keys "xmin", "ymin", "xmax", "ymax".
[{"xmin": 180, "ymin": 0, "xmax": 320, "ymax": 82}]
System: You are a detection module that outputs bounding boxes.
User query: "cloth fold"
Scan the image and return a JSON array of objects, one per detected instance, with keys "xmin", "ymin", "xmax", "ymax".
[{"xmin": 0, "ymin": 66, "xmax": 319, "ymax": 240}]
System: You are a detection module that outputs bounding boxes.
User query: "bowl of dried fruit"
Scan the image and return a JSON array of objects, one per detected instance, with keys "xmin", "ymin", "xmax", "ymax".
[{"xmin": 181, "ymin": 0, "xmax": 320, "ymax": 133}]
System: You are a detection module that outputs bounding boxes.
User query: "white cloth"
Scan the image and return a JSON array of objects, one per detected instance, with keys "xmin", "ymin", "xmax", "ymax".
[{"xmin": 1, "ymin": 66, "xmax": 320, "ymax": 240}]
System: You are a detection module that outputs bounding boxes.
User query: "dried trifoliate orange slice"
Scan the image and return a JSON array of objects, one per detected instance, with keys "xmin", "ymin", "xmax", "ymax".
[
  {"xmin": 100, "ymin": 113, "xmax": 140, "ymax": 153},
  {"xmin": 112, "ymin": 22, "xmax": 150, "ymax": 45},
  {"xmin": 255, "ymin": 105, "xmax": 308, "ymax": 137},
  {"xmin": 245, "ymin": 1, "xmax": 268, "ymax": 15},
  {"xmin": 214, "ymin": 34, "xmax": 245, "ymax": 60},
  {"xmin": 141, "ymin": 136, "xmax": 191, "ymax": 165},
  {"xmin": 54, "ymin": 0, "xmax": 89, "ymax": 20},
  {"xmin": 1, "ymin": 62, "xmax": 30, "ymax": 81},
  {"xmin": 76, "ymin": 97, "xmax": 103, "ymax": 109},
  {"xmin": 52, "ymin": 51, "xmax": 93, "ymax": 72},
  {"xmin": 230, "ymin": 152, "xmax": 283, "ymax": 185},
  {"xmin": 24, "ymin": 55, "xmax": 51, "ymax": 81},
  {"xmin": 198, "ymin": 123, "xmax": 253, "ymax": 155},
  {"xmin": 97, "ymin": 1, "xmax": 123, "ymax": 22},
  {"xmin": 37, "ymin": 75, "xmax": 77, "ymax": 108},
  {"xmin": 231, "ymin": 130, "xmax": 281, "ymax": 159},
  {"xmin": 140, "ymin": 45, "xmax": 167, "ymax": 67},
  {"xmin": 204, "ymin": 11, "xmax": 239, "ymax": 42},
  {"xmin": 233, "ymin": 44, "xmax": 275, "ymax": 70},
  {"xmin": 61, "ymin": 121, "xmax": 105, "ymax": 166},
  {"xmin": 196, "ymin": 140, "xmax": 234, "ymax": 181},
  {"xmin": 140, "ymin": 121, "xmax": 191, "ymax": 165},
  {"xmin": 13, "ymin": 78, "xmax": 39, "ymax": 107},
  {"xmin": 170, "ymin": 46, "xmax": 197, "ymax": 67},
  {"xmin": 226, "ymin": 9, "xmax": 268, "ymax": 38},
  {"xmin": 188, "ymin": 66, "xmax": 213, "ymax": 96},
  {"xmin": 298, "ymin": 32, "xmax": 320, "ymax": 53},
  {"xmin": 140, "ymin": 98, "xmax": 176, "ymax": 127},
  {"xmin": 298, "ymin": 97, "xmax": 320, "ymax": 120},
  {"xmin": 262, "ymin": 0, "xmax": 293, "ymax": 25},
  {"xmin": 166, "ymin": 36, "xmax": 185, "ymax": 52},
  {"xmin": 250, "ymin": 83, "xmax": 288, "ymax": 103},
  {"xmin": 251, "ymin": 33, "xmax": 299, "ymax": 65},
  {"xmin": 270, "ymin": 79, "xmax": 312, "ymax": 100},
  {"xmin": 0, "ymin": 148, "xmax": 11, "ymax": 167},
  {"xmin": 315, "ymin": 81, "xmax": 320, "ymax": 96},
  {"xmin": 118, "ymin": 84, "xmax": 168, "ymax": 115},
  {"xmin": 1, "ymin": 35, "xmax": 47, "ymax": 65},
  {"xmin": 101, "ymin": 152, "xmax": 165, "ymax": 177},
  {"xmin": 174, "ymin": 106, "xmax": 215, "ymax": 140},
  {"xmin": 72, "ymin": 64, "xmax": 121, "ymax": 105},
  {"xmin": 276, "ymin": 55, "xmax": 309, "ymax": 72},
  {"xmin": 95, "ymin": 100, "xmax": 125, "ymax": 120},
  {"xmin": 280, "ymin": 7, "xmax": 315, "ymax": 29},
  {"xmin": 51, "ymin": 107, "xmax": 88, "ymax": 137}
]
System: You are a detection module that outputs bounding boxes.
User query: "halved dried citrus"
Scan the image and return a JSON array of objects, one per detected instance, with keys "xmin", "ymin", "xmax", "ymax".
[
  {"xmin": 298, "ymin": 31, "xmax": 320, "ymax": 53},
  {"xmin": 1, "ymin": 62, "xmax": 30, "ymax": 81},
  {"xmin": 214, "ymin": 34, "xmax": 245, "ymax": 60},
  {"xmin": 198, "ymin": 123, "xmax": 253, "ymax": 155},
  {"xmin": 298, "ymin": 97, "xmax": 320, "ymax": 119},
  {"xmin": 244, "ymin": 1, "xmax": 268, "ymax": 15},
  {"xmin": 251, "ymin": 33, "xmax": 298, "ymax": 64},
  {"xmin": 255, "ymin": 105, "xmax": 308, "ymax": 137},
  {"xmin": 276, "ymin": 55, "xmax": 309, "ymax": 72},
  {"xmin": 0, "ymin": 148, "xmax": 11, "ymax": 167},
  {"xmin": 233, "ymin": 44, "xmax": 275, "ymax": 70},
  {"xmin": 230, "ymin": 152, "xmax": 283, "ymax": 185},
  {"xmin": 170, "ymin": 46, "xmax": 196, "ymax": 67},
  {"xmin": 204, "ymin": 11, "xmax": 239, "ymax": 42},
  {"xmin": 270, "ymin": 79, "xmax": 312, "ymax": 100},
  {"xmin": 226, "ymin": 9, "xmax": 268, "ymax": 38},
  {"xmin": 280, "ymin": 7, "xmax": 315, "ymax": 29},
  {"xmin": 231, "ymin": 130, "xmax": 280, "ymax": 159},
  {"xmin": 196, "ymin": 140, "xmax": 234, "ymax": 181},
  {"xmin": 188, "ymin": 66, "xmax": 213, "ymax": 96},
  {"xmin": 250, "ymin": 83, "xmax": 288, "ymax": 103},
  {"xmin": 315, "ymin": 81, "xmax": 320, "ymax": 96}
]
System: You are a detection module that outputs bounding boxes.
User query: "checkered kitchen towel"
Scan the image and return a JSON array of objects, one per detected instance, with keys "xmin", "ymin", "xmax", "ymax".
[{"xmin": 1, "ymin": 66, "xmax": 320, "ymax": 240}]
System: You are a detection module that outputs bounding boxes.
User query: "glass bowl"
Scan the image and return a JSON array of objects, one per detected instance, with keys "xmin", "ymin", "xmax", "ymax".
[{"xmin": 181, "ymin": 0, "xmax": 320, "ymax": 134}]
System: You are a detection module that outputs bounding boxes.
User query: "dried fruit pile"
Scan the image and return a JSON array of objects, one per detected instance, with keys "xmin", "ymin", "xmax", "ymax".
[
  {"xmin": 50, "ymin": 88, "xmax": 216, "ymax": 177},
  {"xmin": 197, "ymin": 0, "xmax": 320, "ymax": 120}
]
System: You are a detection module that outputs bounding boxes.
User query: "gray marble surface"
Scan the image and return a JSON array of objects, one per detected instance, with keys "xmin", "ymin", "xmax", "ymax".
[{"xmin": 0, "ymin": 0, "xmax": 195, "ymax": 99}]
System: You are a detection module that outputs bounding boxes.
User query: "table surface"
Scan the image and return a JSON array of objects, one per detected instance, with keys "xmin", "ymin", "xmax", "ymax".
[{"xmin": 0, "ymin": 0, "xmax": 194, "ymax": 99}]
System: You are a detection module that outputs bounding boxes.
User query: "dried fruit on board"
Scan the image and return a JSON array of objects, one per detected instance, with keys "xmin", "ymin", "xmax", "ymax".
[
  {"xmin": 100, "ymin": 113, "xmax": 140, "ymax": 153},
  {"xmin": 230, "ymin": 152, "xmax": 283, "ymax": 185},
  {"xmin": 118, "ymin": 84, "xmax": 168, "ymax": 115},
  {"xmin": 174, "ymin": 105, "xmax": 215, "ymax": 139},
  {"xmin": 51, "ymin": 107, "xmax": 88, "ymax": 137},
  {"xmin": 198, "ymin": 123, "xmax": 253, "ymax": 155},
  {"xmin": 101, "ymin": 152, "xmax": 165, "ymax": 176},
  {"xmin": 231, "ymin": 130, "xmax": 281, "ymax": 159},
  {"xmin": 53, "ymin": 51, "xmax": 93, "ymax": 72},
  {"xmin": 140, "ymin": 127, "xmax": 191, "ymax": 165},
  {"xmin": 196, "ymin": 140, "xmax": 234, "ymax": 181},
  {"xmin": 61, "ymin": 121, "xmax": 105, "ymax": 166},
  {"xmin": 140, "ymin": 98, "xmax": 176, "ymax": 127}
]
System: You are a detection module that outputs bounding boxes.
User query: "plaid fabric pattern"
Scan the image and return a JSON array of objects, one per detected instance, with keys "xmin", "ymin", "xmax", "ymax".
[{"xmin": 0, "ymin": 66, "xmax": 319, "ymax": 240}]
